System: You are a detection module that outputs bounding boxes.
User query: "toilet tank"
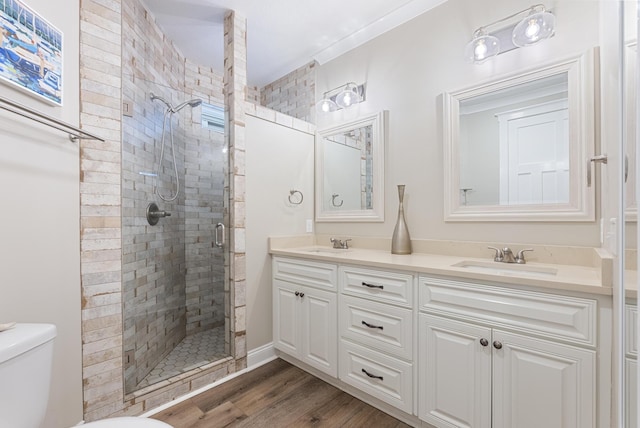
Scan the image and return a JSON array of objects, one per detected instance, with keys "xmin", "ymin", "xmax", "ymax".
[{"xmin": 0, "ymin": 323, "xmax": 56, "ymax": 428}]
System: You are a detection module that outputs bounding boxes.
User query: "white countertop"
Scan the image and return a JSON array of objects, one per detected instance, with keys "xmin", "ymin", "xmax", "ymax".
[{"xmin": 270, "ymin": 245, "xmax": 613, "ymax": 297}]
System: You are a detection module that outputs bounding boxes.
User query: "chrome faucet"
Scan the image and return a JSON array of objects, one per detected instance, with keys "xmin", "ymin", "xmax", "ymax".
[
  {"xmin": 330, "ymin": 238, "xmax": 352, "ymax": 249},
  {"xmin": 488, "ymin": 247, "xmax": 533, "ymax": 264},
  {"xmin": 502, "ymin": 247, "xmax": 516, "ymax": 263}
]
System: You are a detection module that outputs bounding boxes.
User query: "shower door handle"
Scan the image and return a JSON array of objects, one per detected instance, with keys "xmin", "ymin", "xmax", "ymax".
[{"xmin": 215, "ymin": 223, "xmax": 225, "ymax": 248}]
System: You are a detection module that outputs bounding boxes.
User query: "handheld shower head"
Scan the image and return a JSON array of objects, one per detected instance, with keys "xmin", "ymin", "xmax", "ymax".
[
  {"xmin": 151, "ymin": 92, "xmax": 202, "ymax": 113},
  {"xmin": 173, "ymin": 98, "xmax": 202, "ymax": 112}
]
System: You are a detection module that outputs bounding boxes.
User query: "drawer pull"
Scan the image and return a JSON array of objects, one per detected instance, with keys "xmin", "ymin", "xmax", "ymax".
[
  {"xmin": 361, "ymin": 320, "xmax": 384, "ymax": 330},
  {"xmin": 362, "ymin": 281, "xmax": 384, "ymax": 290},
  {"xmin": 361, "ymin": 368, "xmax": 383, "ymax": 381}
]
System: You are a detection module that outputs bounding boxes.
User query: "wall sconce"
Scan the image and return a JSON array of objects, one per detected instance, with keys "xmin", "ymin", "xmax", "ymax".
[
  {"xmin": 465, "ymin": 4, "xmax": 555, "ymax": 64},
  {"xmin": 316, "ymin": 82, "xmax": 365, "ymax": 113}
]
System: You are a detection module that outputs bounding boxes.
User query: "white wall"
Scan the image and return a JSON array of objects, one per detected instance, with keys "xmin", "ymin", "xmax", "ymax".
[
  {"xmin": 245, "ymin": 114, "xmax": 314, "ymax": 350},
  {"xmin": 315, "ymin": 0, "xmax": 602, "ymax": 246},
  {"xmin": 0, "ymin": 0, "xmax": 82, "ymax": 427}
]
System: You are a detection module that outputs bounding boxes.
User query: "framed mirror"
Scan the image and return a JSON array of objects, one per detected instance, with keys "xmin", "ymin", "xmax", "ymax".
[
  {"xmin": 443, "ymin": 48, "xmax": 597, "ymax": 221},
  {"xmin": 316, "ymin": 111, "xmax": 386, "ymax": 222}
]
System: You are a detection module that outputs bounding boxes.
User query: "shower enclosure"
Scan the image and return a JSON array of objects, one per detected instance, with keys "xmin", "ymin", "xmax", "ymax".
[{"xmin": 121, "ymin": 77, "xmax": 229, "ymax": 393}]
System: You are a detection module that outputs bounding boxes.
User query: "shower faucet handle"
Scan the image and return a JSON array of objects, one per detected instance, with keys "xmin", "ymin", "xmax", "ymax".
[
  {"xmin": 149, "ymin": 210, "xmax": 171, "ymax": 218},
  {"xmin": 146, "ymin": 202, "xmax": 171, "ymax": 226}
]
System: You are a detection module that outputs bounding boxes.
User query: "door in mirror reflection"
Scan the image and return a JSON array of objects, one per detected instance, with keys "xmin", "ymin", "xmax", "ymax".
[{"xmin": 459, "ymin": 73, "xmax": 569, "ymax": 206}]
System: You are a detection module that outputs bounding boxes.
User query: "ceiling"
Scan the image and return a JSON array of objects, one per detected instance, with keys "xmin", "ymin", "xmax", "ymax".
[{"xmin": 142, "ymin": 0, "xmax": 447, "ymax": 88}]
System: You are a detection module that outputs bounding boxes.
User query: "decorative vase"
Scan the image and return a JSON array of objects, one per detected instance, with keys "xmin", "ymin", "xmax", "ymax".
[{"xmin": 391, "ymin": 184, "xmax": 412, "ymax": 255}]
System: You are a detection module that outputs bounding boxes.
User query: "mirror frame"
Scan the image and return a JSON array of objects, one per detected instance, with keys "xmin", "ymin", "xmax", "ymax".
[
  {"xmin": 315, "ymin": 111, "xmax": 386, "ymax": 222},
  {"xmin": 443, "ymin": 48, "xmax": 597, "ymax": 222}
]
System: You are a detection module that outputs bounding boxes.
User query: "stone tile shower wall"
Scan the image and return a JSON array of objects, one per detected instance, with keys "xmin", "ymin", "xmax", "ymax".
[
  {"xmin": 260, "ymin": 61, "xmax": 317, "ymax": 123},
  {"xmin": 79, "ymin": 0, "xmax": 245, "ymax": 420},
  {"xmin": 121, "ymin": 0, "xmax": 227, "ymax": 392}
]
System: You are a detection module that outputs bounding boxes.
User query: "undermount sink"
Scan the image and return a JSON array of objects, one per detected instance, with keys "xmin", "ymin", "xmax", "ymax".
[
  {"xmin": 452, "ymin": 260, "xmax": 558, "ymax": 277},
  {"xmin": 299, "ymin": 247, "xmax": 352, "ymax": 255}
]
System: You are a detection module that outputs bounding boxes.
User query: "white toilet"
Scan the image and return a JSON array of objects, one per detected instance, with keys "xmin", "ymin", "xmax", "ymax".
[{"xmin": 0, "ymin": 323, "xmax": 172, "ymax": 428}]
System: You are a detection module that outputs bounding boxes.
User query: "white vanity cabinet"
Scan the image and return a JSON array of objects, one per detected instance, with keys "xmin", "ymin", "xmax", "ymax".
[
  {"xmin": 418, "ymin": 276, "xmax": 597, "ymax": 428},
  {"xmin": 272, "ymin": 257, "xmax": 338, "ymax": 377},
  {"xmin": 338, "ymin": 266, "xmax": 415, "ymax": 414},
  {"xmin": 626, "ymin": 302, "xmax": 638, "ymax": 428}
]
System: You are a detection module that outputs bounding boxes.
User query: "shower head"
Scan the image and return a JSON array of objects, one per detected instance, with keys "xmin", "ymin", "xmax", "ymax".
[
  {"xmin": 172, "ymin": 98, "xmax": 202, "ymax": 112},
  {"xmin": 150, "ymin": 92, "xmax": 202, "ymax": 113}
]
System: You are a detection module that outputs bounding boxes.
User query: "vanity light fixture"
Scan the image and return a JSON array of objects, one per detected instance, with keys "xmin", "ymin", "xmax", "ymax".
[
  {"xmin": 316, "ymin": 82, "xmax": 365, "ymax": 114},
  {"xmin": 465, "ymin": 4, "xmax": 555, "ymax": 64},
  {"xmin": 464, "ymin": 30, "xmax": 501, "ymax": 64}
]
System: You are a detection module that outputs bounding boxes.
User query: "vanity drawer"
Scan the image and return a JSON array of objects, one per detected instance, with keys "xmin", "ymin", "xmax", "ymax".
[
  {"xmin": 273, "ymin": 257, "xmax": 337, "ymax": 291},
  {"xmin": 419, "ymin": 276, "xmax": 597, "ymax": 347},
  {"xmin": 627, "ymin": 304, "xmax": 638, "ymax": 357},
  {"xmin": 339, "ymin": 340, "xmax": 413, "ymax": 414},
  {"xmin": 339, "ymin": 295, "xmax": 413, "ymax": 360},
  {"xmin": 340, "ymin": 266, "xmax": 414, "ymax": 307}
]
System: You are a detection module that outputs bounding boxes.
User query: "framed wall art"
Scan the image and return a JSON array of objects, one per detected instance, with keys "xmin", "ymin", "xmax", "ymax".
[{"xmin": 0, "ymin": 0, "xmax": 62, "ymax": 105}]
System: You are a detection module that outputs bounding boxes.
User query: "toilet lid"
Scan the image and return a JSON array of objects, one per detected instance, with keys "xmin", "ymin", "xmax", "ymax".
[{"xmin": 82, "ymin": 417, "xmax": 173, "ymax": 427}]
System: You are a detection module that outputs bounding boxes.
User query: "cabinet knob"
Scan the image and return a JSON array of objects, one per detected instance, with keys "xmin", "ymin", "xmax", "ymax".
[
  {"xmin": 299, "ymin": 292, "xmax": 304, "ymax": 298},
  {"xmin": 493, "ymin": 340, "xmax": 503, "ymax": 350},
  {"xmin": 294, "ymin": 291, "xmax": 299, "ymax": 296},
  {"xmin": 479, "ymin": 338, "xmax": 489, "ymax": 347}
]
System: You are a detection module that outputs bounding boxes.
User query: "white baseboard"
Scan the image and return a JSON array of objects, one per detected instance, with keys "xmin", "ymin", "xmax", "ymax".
[
  {"xmin": 247, "ymin": 342, "xmax": 276, "ymax": 369},
  {"xmin": 141, "ymin": 343, "xmax": 276, "ymax": 418}
]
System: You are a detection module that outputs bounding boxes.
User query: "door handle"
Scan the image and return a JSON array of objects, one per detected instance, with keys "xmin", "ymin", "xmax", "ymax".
[
  {"xmin": 587, "ymin": 154, "xmax": 607, "ymax": 187},
  {"xmin": 625, "ymin": 154, "xmax": 629, "ymax": 183},
  {"xmin": 214, "ymin": 223, "xmax": 225, "ymax": 248}
]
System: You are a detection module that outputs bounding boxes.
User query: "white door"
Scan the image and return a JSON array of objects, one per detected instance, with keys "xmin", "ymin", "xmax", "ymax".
[
  {"xmin": 498, "ymin": 100, "xmax": 569, "ymax": 205},
  {"xmin": 418, "ymin": 314, "xmax": 492, "ymax": 428},
  {"xmin": 273, "ymin": 280, "xmax": 301, "ymax": 357},
  {"xmin": 492, "ymin": 330, "xmax": 595, "ymax": 428},
  {"xmin": 301, "ymin": 286, "xmax": 337, "ymax": 376}
]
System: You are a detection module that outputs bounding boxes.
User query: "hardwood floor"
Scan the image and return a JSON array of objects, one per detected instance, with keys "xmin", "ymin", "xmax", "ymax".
[{"xmin": 151, "ymin": 358, "xmax": 412, "ymax": 427}]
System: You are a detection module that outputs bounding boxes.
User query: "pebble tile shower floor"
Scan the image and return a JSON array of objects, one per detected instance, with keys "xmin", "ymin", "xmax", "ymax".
[{"xmin": 137, "ymin": 326, "xmax": 228, "ymax": 389}]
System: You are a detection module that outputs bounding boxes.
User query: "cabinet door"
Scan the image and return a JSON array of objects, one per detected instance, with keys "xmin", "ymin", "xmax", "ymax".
[
  {"xmin": 419, "ymin": 314, "xmax": 491, "ymax": 428},
  {"xmin": 492, "ymin": 329, "xmax": 595, "ymax": 428},
  {"xmin": 301, "ymin": 286, "xmax": 337, "ymax": 376},
  {"xmin": 273, "ymin": 279, "xmax": 301, "ymax": 356}
]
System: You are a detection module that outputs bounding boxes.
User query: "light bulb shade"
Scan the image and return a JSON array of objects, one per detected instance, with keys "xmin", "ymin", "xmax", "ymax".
[
  {"xmin": 316, "ymin": 98, "xmax": 338, "ymax": 113},
  {"xmin": 464, "ymin": 34, "xmax": 500, "ymax": 64},
  {"xmin": 512, "ymin": 10, "xmax": 555, "ymax": 47},
  {"xmin": 335, "ymin": 83, "xmax": 362, "ymax": 108}
]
